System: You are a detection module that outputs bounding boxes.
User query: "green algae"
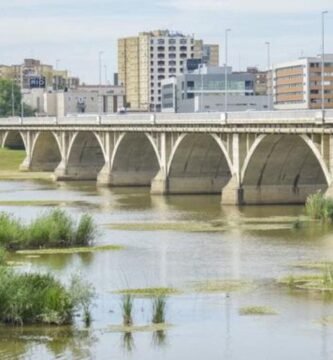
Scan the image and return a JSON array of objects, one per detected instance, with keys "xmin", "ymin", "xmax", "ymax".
[
  {"xmin": 191, "ymin": 279, "xmax": 252, "ymax": 293},
  {"xmin": 114, "ymin": 287, "xmax": 179, "ymax": 298},
  {"xmin": 108, "ymin": 323, "xmax": 171, "ymax": 333},
  {"xmin": 16, "ymin": 244, "xmax": 124, "ymax": 255},
  {"xmin": 239, "ymin": 306, "xmax": 277, "ymax": 316}
]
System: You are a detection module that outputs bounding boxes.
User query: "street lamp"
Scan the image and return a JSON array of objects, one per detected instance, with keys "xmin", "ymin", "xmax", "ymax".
[
  {"xmin": 224, "ymin": 28, "xmax": 231, "ymax": 113},
  {"xmin": 321, "ymin": 11, "xmax": 328, "ymax": 116},
  {"xmin": 265, "ymin": 41, "xmax": 271, "ymax": 110},
  {"xmin": 55, "ymin": 59, "xmax": 60, "ymax": 91},
  {"xmin": 98, "ymin": 51, "xmax": 104, "ymax": 116}
]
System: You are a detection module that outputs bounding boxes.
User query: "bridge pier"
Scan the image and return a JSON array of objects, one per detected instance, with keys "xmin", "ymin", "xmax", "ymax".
[
  {"xmin": 151, "ymin": 170, "xmax": 168, "ymax": 194},
  {"xmin": 221, "ymin": 175, "xmax": 243, "ymax": 205}
]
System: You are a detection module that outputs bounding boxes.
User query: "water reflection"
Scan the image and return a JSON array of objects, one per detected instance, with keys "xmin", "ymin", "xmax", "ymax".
[
  {"xmin": 122, "ymin": 332, "xmax": 134, "ymax": 352},
  {"xmin": 152, "ymin": 330, "xmax": 167, "ymax": 347},
  {"xmin": 0, "ymin": 326, "xmax": 96, "ymax": 360}
]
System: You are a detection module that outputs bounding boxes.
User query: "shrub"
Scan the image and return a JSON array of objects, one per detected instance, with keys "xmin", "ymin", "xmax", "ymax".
[{"xmin": 0, "ymin": 247, "xmax": 6, "ymax": 266}]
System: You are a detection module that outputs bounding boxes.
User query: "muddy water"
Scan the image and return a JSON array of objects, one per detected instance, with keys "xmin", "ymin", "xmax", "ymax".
[{"xmin": 0, "ymin": 180, "xmax": 333, "ymax": 359}]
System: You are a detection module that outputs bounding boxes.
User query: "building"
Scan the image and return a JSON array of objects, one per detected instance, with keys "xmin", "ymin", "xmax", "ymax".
[
  {"xmin": 0, "ymin": 58, "xmax": 80, "ymax": 91},
  {"xmin": 23, "ymin": 85, "xmax": 125, "ymax": 117},
  {"xmin": 273, "ymin": 54, "xmax": 333, "ymax": 110},
  {"xmin": 118, "ymin": 30, "xmax": 219, "ymax": 111},
  {"xmin": 161, "ymin": 65, "xmax": 270, "ymax": 113}
]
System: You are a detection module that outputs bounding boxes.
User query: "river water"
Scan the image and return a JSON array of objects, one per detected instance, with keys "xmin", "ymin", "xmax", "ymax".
[{"xmin": 0, "ymin": 180, "xmax": 333, "ymax": 360}]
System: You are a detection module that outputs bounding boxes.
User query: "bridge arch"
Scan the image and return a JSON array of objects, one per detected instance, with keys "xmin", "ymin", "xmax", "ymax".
[
  {"xmin": 241, "ymin": 134, "xmax": 330, "ymax": 204},
  {"xmin": 167, "ymin": 133, "xmax": 233, "ymax": 194},
  {"xmin": 66, "ymin": 131, "xmax": 106, "ymax": 180},
  {"xmin": 110, "ymin": 132, "xmax": 161, "ymax": 186},
  {"xmin": 2, "ymin": 131, "xmax": 26, "ymax": 150},
  {"xmin": 30, "ymin": 131, "xmax": 62, "ymax": 171}
]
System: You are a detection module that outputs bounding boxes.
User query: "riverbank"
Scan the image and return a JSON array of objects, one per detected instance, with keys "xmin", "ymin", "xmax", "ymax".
[{"xmin": 0, "ymin": 148, "xmax": 52, "ymax": 181}]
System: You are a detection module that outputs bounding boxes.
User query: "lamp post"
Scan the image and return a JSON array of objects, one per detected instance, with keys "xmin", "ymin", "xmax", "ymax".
[
  {"xmin": 98, "ymin": 51, "xmax": 104, "ymax": 116},
  {"xmin": 265, "ymin": 41, "xmax": 271, "ymax": 110},
  {"xmin": 224, "ymin": 28, "xmax": 231, "ymax": 113},
  {"xmin": 321, "ymin": 11, "xmax": 328, "ymax": 116},
  {"xmin": 55, "ymin": 59, "xmax": 60, "ymax": 91},
  {"xmin": 20, "ymin": 64, "xmax": 24, "ymax": 120}
]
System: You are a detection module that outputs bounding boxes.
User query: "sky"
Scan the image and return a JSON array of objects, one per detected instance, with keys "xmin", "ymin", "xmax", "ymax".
[{"xmin": 1, "ymin": 0, "xmax": 333, "ymax": 84}]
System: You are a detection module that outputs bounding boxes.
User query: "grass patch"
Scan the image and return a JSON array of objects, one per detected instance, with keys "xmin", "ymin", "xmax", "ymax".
[
  {"xmin": 0, "ymin": 148, "xmax": 25, "ymax": 171},
  {"xmin": 0, "ymin": 209, "xmax": 97, "ymax": 250},
  {"xmin": 16, "ymin": 244, "xmax": 123, "ymax": 255},
  {"xmin": 0, "ymin": 268, "xmax": 94, "ymax": 325},
  {"xmin": 115, "ymin": 287, "xmax": 179, "ymax": 298},
  {"xmin": 306, "ymin": 192, "xmax": 333, "ymax": 222},
  {"xmin": 239, "ymin": 306, "xmax": 277, "ymax": 316},
  {"xmin": 108, "ymin": 323, "xmax": 171, "ymax": 333},
  {"xmin": 192, "ymin": 279, "xmax": 252, "ymax": 293}
]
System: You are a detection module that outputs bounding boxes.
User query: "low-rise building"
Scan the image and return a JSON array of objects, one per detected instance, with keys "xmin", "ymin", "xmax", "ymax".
[
  {"xmin": 0, "ymin": 58, "xmax": 80, "ymax": 91},
  {"xmin": 161, "ymin": 65, "xmax": 271, "ymax": 112},
  {"xmin": 23, "ymin": 85, "xmax": 125, "ymax": 116},
  {"xmin": 273, "ymin": 54, "xmax": 333, "ymax": 110}
]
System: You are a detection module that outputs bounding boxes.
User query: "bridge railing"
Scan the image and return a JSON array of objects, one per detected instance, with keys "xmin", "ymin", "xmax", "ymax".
[{"xmin": 0, "ymin": 110, "xmax": 333, "ymax": 126}]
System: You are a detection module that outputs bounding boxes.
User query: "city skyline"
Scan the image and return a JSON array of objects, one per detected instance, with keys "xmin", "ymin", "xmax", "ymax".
[{"xmin": 1, "ymin": 0, "xmax": 333, "ymax": 83}]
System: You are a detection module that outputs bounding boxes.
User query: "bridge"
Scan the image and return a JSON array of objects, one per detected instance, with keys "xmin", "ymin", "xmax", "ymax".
[{"xmin": 1, "ymin": 110, "xmax": 333, "ymax": 205}]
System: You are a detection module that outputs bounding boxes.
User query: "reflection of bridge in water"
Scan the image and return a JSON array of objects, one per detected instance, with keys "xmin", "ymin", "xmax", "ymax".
[{"xmin": 1, "ymin": 110, "xmax": 333, "ymax": 205}]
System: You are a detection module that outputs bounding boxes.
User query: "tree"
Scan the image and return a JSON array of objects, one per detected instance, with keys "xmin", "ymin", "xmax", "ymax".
[{"xmin": 0, "ymin": 79, "xmax": 36, "ymax": 117}]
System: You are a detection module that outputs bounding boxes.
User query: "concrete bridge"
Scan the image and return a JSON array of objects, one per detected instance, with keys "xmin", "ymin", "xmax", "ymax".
[{"xmin": 1, "ymin": 110, "xmax": 333, "ymax": 205}]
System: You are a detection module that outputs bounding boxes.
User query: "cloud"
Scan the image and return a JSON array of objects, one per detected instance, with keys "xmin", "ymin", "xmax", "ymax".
[{"xmin": 159, "ymin": 0, "xmax": 333, "ymax": 13}]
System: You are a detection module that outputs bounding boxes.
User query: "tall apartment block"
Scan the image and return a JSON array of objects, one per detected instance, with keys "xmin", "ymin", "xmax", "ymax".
[
  {"xmin": 273, "ymin": 54, "xmax": 333, "ymax": 110},
  {"xmin": 118, "ymin": 30, "xmax": 219, "ymax": 111}
]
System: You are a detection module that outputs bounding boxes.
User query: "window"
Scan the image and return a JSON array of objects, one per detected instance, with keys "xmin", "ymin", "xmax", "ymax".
[
  {"xmin": 169, "ymin": 46, "xmax": 176, "ymax": 51},
  {"xmin": 158, "ymin": 39, "xmax": 165, "ymax": 44},
  {"xmin": 169, "ymin": 38, "xmax": 176, "ymax": 44},
  {"xmin": 169, "ymin": 53, "xmax": 176, "ymax": 59},
  {"xmin": 180, "ymin": 46, "xmax": 187, "ymax": 51},
  {"xmin": 158, "ymin": 61, "xmax": 165, "ymax": 66},
  {"xmin": 157, "ymin": 46, "xmax": 165, "ymax": 51},
  {"xmin": 158, "ymin": 54, "xmax": 165, "ymax": 59},
  {"xmin": 180, "ymin": 38, "xmax": 187, "ymax": 44},
  {"xmin": 169, "ymin": 60, "xmax": 176, "ymax": 66}
]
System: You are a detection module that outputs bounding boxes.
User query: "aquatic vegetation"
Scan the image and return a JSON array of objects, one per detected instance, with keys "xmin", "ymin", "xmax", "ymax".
[
  {"xmin": 108, "ymin": 323, "xmax": 170, "ymax": 333},
  {"xmin": 292, "ymin": 261, "xmax": 333, "ymax": 270},
  {"xmin": 121, "ymin": 294, "xmax": 133, "ymax": 326},
  {"xmin": 192, "ymin": 279, "xmax": 252, "ymax": 293},
  {"xmin": 0, "ymin": 209, "xmax": 97, "ymax": 250},
  {"xmin": 16, "ymin": 244, "xmax": 123, "ymax": 255},
  {"xmin": 115, "ymin": 287, "xmax": 179, "ymax": 298},
  {"xmin": 305, "ymin": 192, "xmax": 333, "ymax": 221},
  {"xmin": 239, "ymin": 306, "xmax": 277, "ymax": 316},
  {"xmin": 152, "ymin": 296, "xmax": 166, "ymax": 324},
  {"xmin": 279, "ymin": 266, "xmax": 333, "ymax": 292},
  {"xmin": 0, "ymin": 268, "xmax": 94, "ymax": 325}
]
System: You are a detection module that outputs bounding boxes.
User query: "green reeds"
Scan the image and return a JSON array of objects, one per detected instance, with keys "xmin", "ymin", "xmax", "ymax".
[
  {"xmin": 0, "ymin": 268, "xmax": 93, "ymax": 325},
  {"xmin": 122, "ymin": 295, "xmax": 133, "ymax": 326},
  {"xmin": 0, "ymin": 209, "xmax": 97, "ymax": 250},
  {"xmin": 305, "ymin": 191, "xmax": 333, "ymax": 221},
  {"xmin": 0, "ymin": 247, "xmax": 6, "ymax": 266},
  {"xmin": 152, "ymin": 296, "xmax": 166, "ymax": 324}
]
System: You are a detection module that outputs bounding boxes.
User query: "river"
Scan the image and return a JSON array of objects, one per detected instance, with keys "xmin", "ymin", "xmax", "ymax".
[{"xmin": 0, "ymin": 179, "xmax": 333, "ymax": 360}]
